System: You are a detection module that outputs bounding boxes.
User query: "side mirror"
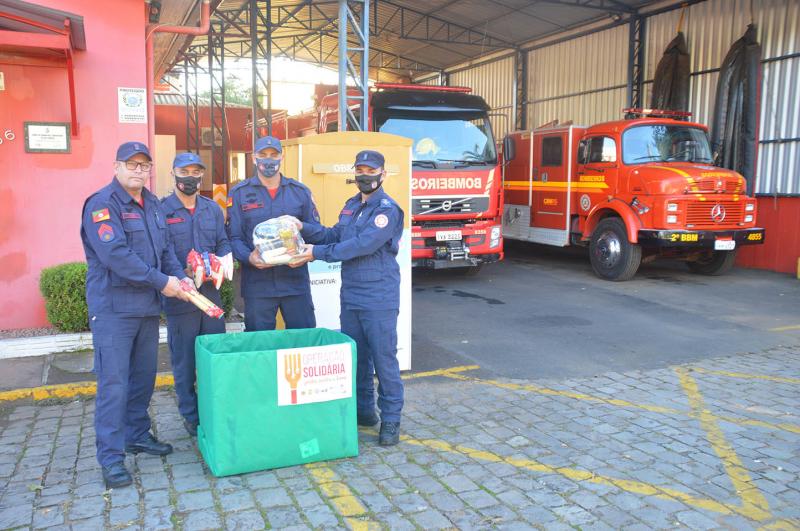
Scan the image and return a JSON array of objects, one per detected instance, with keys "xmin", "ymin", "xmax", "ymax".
[{"xmin": 503, "ymin": 135, "xmax": 516, "ymax": 162}]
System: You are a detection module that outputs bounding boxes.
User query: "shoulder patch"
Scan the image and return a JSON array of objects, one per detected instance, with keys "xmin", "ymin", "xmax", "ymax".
[
  {"xmin": 97, "ymin": 223, "xmax": 115, "ymax": 242},
  {"xmin": 374, "ymin": 213, "xmax": 389, "ymax": 228},
  {"xmin": 92, "ymin": 208, "xmax": 110, "ymax": 223},
  {"xmin": 226, "ymin": 196, "xmax": 233, "ymax": 208},
  {"xmin": 380, "ymin": 198, "xmax": 390, "ymax": 207}
]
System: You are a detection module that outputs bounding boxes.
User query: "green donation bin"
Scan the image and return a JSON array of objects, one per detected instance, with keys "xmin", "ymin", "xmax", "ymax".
[{"xmin": 195, "ymin": 328, "xmax": 358, "ymax": 477}]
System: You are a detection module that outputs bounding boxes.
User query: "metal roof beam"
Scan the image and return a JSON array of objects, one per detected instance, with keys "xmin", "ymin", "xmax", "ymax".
[
  {"xmin": 531, "ymin": 0, "xmax": 636, "ymax": 15},
  {"xmin": 374, "ymin": 0, "xmax": 516, "ymax": 50}
]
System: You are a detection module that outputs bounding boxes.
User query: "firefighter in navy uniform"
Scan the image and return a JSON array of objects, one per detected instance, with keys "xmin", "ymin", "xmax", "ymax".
[
  {"xmin": 227, "ymin": 136, "xmax": 320, "ymax": 331},
  {"xmin": 294, "ymin": 150, "xmax": 405, "ymax": 446},
  {"xmin": 161, "ymin": 152, "xmax": 233, "ymax": 437},
  {"xmin": 80, "ymin": 142, "xmax": 193, "ymax": 488}
]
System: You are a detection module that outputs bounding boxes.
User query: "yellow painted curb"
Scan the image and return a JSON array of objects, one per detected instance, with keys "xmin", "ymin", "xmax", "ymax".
[{"xmin": 0, "ymin": 374, "xmax": 175, "ymax": 403}]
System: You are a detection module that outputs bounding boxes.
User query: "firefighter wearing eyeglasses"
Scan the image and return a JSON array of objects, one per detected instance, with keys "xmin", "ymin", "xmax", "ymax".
[
  {"xmin": 80, "ymin": 142, "xmax": 194, "ymax": 489},
  {"xmin": 160, "ymin": 152, "xmax": 233, "ymax": 438},
  {"xmin": 293, "ymin": 150, "xmax": 405, "ymax": 446}
]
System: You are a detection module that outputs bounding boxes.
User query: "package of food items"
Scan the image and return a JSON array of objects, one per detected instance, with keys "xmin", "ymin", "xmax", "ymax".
[
  {"xmin": 180, "ymin": 279, "xmax": 225, "ymax": 319},
  {"xmin": 252, "ymin": 216, "xmax": 306, "ymax": 265}
]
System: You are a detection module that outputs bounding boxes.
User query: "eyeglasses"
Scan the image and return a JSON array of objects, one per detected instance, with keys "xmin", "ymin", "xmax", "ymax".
[
  {"xmin": 120, "ymin": 160, "xmax": 153, "ymax": 171},
  {"xmin": 175, "ymin": 169, "xmax": 204, "ymax": 177}
]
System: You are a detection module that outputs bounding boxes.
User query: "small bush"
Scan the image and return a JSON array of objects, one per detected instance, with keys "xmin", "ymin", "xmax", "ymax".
[
  {"xmin": 39, "ymin": 262, "xmax": 89, "ymax": 332},
  {"xmin": 220, "ymin": 279, "xmax": 234, "ymax": 316}
]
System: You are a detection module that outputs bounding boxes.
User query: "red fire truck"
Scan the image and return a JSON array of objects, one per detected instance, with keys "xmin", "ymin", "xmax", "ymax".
[
  {"xmin": 502, "ymin": 109, "xmax": 765, "ymax": 281},
  {"xmin": 251, "ymin": 84, "xmax": 504, "ymax": 273}
]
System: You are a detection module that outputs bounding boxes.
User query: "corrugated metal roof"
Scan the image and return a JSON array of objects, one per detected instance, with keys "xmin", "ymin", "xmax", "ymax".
[
  {"xmin": 154, "ymin": 93, "xmax": 251, "ymax": 108},
  {"xmin": 161, "ymin": 0, "xmax": 652, "ymax": 81}
]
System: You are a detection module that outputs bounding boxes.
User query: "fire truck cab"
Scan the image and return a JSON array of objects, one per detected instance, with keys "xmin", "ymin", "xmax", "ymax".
[
  {"xmin": 502, "ymin": 109, "xmax": 765, "ymax": 281},
  {"xmin": 318, "ymin": 84, "xmax": 505, "ymax": 273}
]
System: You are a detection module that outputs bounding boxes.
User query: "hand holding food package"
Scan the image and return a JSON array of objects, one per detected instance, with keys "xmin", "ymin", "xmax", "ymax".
[{"xmin": 252, "ymin": 215, "xmax": 307, "ymax": 265}]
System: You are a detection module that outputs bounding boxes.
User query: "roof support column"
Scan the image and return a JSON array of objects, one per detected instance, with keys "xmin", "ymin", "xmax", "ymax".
[
  {"xmin": 250, "ymin": 0, "xmax": 273, "ymax": 147},
  {"xmin": 208, "ymin": 19, "xmax": 228, "ymax": 186},
  {"xmin": 514, "ymin": 50, "xmax": 527, "ymax": 131},
  {"xmin": 183, "ymin": 55, "xmax": 201, "ymax": 154},
  {"xmin": 626, "ymin": 14, "xmax": 645, "ymax": 108},
  {"xmin": 338, "ymin": 0, "xmax": 369, "ymax": 131}
]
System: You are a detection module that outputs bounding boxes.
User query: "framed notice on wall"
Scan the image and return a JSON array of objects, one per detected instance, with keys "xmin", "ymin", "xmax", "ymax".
[{"xmin": 24, "ymin": 122, "xmax": 71, "ymax": 153}]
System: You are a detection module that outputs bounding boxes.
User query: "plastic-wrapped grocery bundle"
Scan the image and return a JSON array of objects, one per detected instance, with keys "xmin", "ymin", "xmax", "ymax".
[{"xmin": 252, "ymin": 215, "xmax": 306, "ymax": 265}]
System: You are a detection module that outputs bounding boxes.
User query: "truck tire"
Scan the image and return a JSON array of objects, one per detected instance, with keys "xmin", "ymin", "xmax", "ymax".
[
  {"xmin": 589, "ymin": 218, "xmax": 642, "ymax": 281},
  {"xmin": 687, "ymin": 250, "xmax": 737, "ymax": 275}
]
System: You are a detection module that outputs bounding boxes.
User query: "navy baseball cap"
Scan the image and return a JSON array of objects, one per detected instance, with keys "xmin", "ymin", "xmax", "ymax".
[
  {"xmin": 354, "ymin": 150, "xmax": 384, "ymax": 170},
  {"xmin": 116, "ymin": 141, "xmax": 151, "ymax": 161},
  {"xmin": 254, "ymin": 136, "xmax": 282, "ymax": 154},
  {"xmin": 173, "ymin": 152, "xmax": 206, "ymax": 169}
]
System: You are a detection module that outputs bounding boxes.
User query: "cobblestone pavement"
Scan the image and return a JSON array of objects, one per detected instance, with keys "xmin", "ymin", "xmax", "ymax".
[{"xmin": 0, "ymin": 346, "xmax": 798, "ymax": 530}]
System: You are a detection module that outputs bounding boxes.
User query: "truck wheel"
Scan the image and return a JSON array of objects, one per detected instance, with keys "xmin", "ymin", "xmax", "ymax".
[
  {"xmin": 687, "ymin": 250, "xmax": 737, "ymax": 275},
  {"xmin": 589, "ymin": 218, "xmax": 642, "ymax": 281}
]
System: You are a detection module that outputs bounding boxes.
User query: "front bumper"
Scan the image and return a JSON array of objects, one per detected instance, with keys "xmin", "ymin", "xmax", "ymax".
[
  {"xmin": 637, "ymin": 228, "xmax": 765, "ymax": 248},
  {"xmin": 413, "ymin": 253, "xmax": 502, "ymax": 269}
]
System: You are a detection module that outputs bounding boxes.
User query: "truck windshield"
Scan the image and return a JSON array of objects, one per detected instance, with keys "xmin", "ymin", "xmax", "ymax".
[
  {"xmin": 622, "ymin": 125, "xmax": 714, "ymax": 165},
  {"xmin": 375, "ymin": 110, "xmax": 497, "ymax": 166}
]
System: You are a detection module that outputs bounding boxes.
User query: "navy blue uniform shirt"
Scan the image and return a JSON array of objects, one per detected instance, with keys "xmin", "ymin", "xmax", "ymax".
[
  {"xmin": 302, "ymin": 188, "xmax": 404, "ymax": 311},
  {"xmin": 81, "ymin": 178, "xmax": 185, "ymax": 317},
  {"xmin": 227, "ymin": 174, "xmax": 320, "ymax": 298},
  {"xmin": 160, "ymin": 193, "xmax": 231, "ymax": 315}
]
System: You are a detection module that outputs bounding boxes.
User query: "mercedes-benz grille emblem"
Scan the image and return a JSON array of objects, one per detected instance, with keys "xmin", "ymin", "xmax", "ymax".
[
  {"xmin": 710, "ymin": 204, "xmax": 726, "ymax": 223},
  {"xmin": 441, "ymin": 200, "xmax": 453, "ymax": 212}
]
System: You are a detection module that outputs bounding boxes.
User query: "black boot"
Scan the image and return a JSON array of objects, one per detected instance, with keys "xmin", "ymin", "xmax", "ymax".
[
  {"xmin": 102, "ymin": 461, "xmax": 133, "ymax": 489},
  {"xmin": 184, "ymin": 419, "xmax": 198, "ymax": 437},
  {"xmin": 357, "ymin": 410, "xmax": 380, "ymax": 427},
  {"xmin": 379, "ymin": 422, "xmax": 400, "ymax": 446},
  {"xmin": 125, "ymin": 433, "xmax": 173, "ymax": 456}
]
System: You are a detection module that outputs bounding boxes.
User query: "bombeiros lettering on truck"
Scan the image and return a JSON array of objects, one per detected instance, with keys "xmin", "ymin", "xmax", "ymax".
[{"xmin": 501, "ymin": 108, "xmax": 765, "ymax": 281}]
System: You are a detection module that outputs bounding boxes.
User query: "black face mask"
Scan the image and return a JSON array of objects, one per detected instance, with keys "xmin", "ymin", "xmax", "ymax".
[
  {"xmin": 176, "ymin": 175, "xmax": 201, "ymax": 196},
  {"xmin": 354, "ymin": 173, "xmax": 382, "ymax": 194}
]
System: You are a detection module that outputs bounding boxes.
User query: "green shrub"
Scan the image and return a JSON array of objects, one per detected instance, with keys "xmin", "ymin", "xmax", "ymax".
[
  {"xmin": 220, "ymin": 279, "xmax": 234, "ymax": 316},
  {"xmin": 39, "ymin": 262, "xmax": 89, "ymax": 332}
]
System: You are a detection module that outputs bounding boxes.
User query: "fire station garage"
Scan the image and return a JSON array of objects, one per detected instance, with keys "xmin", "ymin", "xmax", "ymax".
[{"xmin": 0, "ymin": 0, "xmax": 799, "ymax": 529}]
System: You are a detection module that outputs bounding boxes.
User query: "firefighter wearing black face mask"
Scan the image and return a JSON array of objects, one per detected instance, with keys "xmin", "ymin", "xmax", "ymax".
[
  {"xmin": 226, "ymin": 136, "xmax": 320, "ymax": 332},
  {"xmin": 293, "ymin": 150, "xmax": 405, "ymax": 446},
  {"xmin": 160, "ymin": 152, "xmax": 232, "ymax": 437}
]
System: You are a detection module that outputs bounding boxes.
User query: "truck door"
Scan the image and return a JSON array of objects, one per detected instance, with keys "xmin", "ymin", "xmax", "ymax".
[
  {"xmin": 575, "ymin": 135, "xmax": 618, "ymax": 215},
  {"xmin": 532, "ymin": 132, "xmax": 569, "ymax": 230}
]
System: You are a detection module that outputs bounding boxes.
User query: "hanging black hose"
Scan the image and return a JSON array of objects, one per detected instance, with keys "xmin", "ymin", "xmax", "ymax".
[
  {"xmin": 710, "ymin": 24, "xmax": 762, "ymax": 196},
  {"xmin": 650, "ymin": 32, "xmax": 691, "ymax": 112}
]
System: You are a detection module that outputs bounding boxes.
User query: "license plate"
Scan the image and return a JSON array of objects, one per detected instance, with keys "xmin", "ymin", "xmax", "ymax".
[
  {"xmin": 436, "ymin": 230, "xmax": 462, "ymax": 241},
  {"xmin": 714, "ymin": 239, "xmax": 736, "ymax": 251}
]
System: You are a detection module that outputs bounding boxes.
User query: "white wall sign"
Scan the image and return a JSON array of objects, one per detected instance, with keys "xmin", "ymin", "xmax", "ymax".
[
  {"xmin": 24, "ymin": 122, "xmax": 70, "ymax": 153},
  {"xmin": 276, "ymin": 343, "xmax": 353, "ymax": 406},
  {"xmin": 118, "ymin": 87, "xmax": 147, "ymax": 123}
]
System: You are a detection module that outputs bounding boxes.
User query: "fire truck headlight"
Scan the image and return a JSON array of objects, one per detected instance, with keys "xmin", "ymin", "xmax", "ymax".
[
  {"xmin": 745, "ymin": 214, "xmax": 754, "ymax": 223},
  {"xmin": 490, "ymin": 226, "xmax": 502, "ymax": 248},
  {"xmin": 745, "ymin": 203, "xmax": 755, "ymax": 212},
  {"xmin": 666, "ymin": 215, "xmax": 678, "ymax": 224},
  {"xmin": 667, "ymin": 203, "xmax": 679, "ymax": 212}
]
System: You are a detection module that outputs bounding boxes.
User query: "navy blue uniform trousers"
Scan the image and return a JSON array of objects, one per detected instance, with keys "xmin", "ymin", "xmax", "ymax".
[
  {"xmin": 166, "ymin": 309, "xmax": 225, "ymax": 424},
  {"xmin": 244, "ymin": 292, "xmax": 316, "ymax": 332},
  {"xmin": 91, "ymin": 315, "xmax": 159, "ymax": 468},
  {"xmin": 341, "ymin": 308, "xmax": 403, "ymax": 422}
]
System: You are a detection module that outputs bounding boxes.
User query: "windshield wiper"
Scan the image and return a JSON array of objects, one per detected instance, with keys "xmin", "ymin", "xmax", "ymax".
[
  {"xmin": 437, "ymin": 159, "xmax": 491, "ymax": 166},
  {"xmin": 631, "ymin": 154, "xmax": 663, "ymax": 161},
  {"xmin": 413, "ymin": 160, "xmax": 438, "ymax": 168}
]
